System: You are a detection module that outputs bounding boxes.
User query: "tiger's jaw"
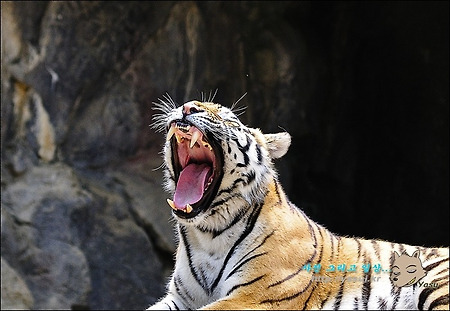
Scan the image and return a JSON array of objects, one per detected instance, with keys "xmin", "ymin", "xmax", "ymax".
[{"xmin": 166, "ymin": 120, "xmax": 224, "ymax": 219}]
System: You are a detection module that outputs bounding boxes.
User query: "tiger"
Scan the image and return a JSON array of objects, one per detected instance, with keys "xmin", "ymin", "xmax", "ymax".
[{"xmin": 148, "ymin": 96, "xmax": 449, "ymax": 310}]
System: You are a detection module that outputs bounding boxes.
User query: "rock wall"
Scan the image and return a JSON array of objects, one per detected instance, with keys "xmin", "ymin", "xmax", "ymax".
[{"xmin": 1, "ymin": 1, "xmax": 448, "ymax": 309}]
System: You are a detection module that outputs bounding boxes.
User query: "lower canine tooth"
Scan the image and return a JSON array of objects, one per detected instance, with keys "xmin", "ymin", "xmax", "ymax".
[
  {"xmin": 167, "ymin": 199, "xmax": 177, "ymax": 210},
  {"xmin": 186, "ymin": 204, "xmax": 193, "ymax": 213}
]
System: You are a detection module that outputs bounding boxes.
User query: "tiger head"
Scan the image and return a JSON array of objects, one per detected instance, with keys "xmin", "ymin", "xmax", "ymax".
[
  {"xmin": 152, "ymin": 98, "xmax": 291, "ymax": 228},
  {"xmin": 390, "ymin": 250, "xmax": 427, "ymax": 287}
]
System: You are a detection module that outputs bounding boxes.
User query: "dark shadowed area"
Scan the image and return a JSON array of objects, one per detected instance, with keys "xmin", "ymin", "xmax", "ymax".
[{"xmin": 1, "ymin": 1, "xmax": 448, "ymax": 309}]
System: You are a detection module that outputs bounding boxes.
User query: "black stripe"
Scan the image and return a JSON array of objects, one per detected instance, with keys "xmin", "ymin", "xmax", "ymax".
[
  {"xmin": 371, "ymin": 240, "xmax": 381, "ymax": 261},
  {"xmin": 196, "ymin": 205, "xmax": 248, "ymax": 238},
  {"xmin": 337, "ymin": 236, "xmax": 342, "ymax": 254},
  {"xmin": 389, "ymin": 248, "xmax": 396, "ymax": 269},
  {"xmin": 226, "ymin": 274, "xmax": 265, "ymax": 296},
  {"xmin": 243, "ymin": 170, "xmax": 256, "ymax": 184},
  {"xmin": 319, "ymin": 290, "xmax": 332, "ymax": 309},
  {"xmin": 362, "ymin": 257, "xmax": 372, "ymax": 309},
  {"xmin": 302, "ymin": 211, "xmax": 318, "ymax": 248},
  {"xmin": 429, "ymin": 294, "xmax": 449, "ymax": 310},
  {"xmin": 398, "ymin": 243, "xmax": 406, "ymax": 256},
  {"xmin": 267, "ymin": 217, "xmax": 318, "ymax": 288},
  {"xmin": 419, "ymin": 247, "xmax": 428, "ymax": 257},
  {"xmin": 418, "ymin": 280, "xmax": 448, "ymax": 310},
  {"xmin": 256, "ymin": 144, "xmax": 263, "ymax": 164},
  {"xmin": 377, "ymin": 297, "xmax": 388, "ymax": 310},
  {"xmin": 179, "ymin": 225, "xmax": 208, "ymax": 292},
  {"xmin": 391, "ymin": 286, "xmax": 402, "ymax": 310},
  {"xmin": 210, "ymin": 202, "xmax": 263, "ymax": 293},
  {"xmin": 353, "ymin": 297, "xmax": 359, "ymax": 310},
  {"xmin": 330, "ymin": 231, "xmax": 336, "ymax": 260},
  {"xmin": 226, "ymin": 252, "xmax": 267, "ymax": 279},
  {"xmin": 261, "ymin": 279, "xmax": 313, "ymax": 304},
  {"xmin": 274, "ymin": 180, "xmax": 282, "ymax": 204},
  {"xmin": 212, "ymin": 207, "xmax": 247, "ymax": 238},
  {"xmin": 268, "ymin": 266, "xmax": 303, "ymax": 288},
  {"xmin": 235, "ymin": 134, "xmax": 251, "ymax": 165},
  {"xmin": 354, "ymin": 238, "xmax": 362, "ymax": 260},
  {"xmin": 306, "ymin": 225, "xmax": 323, "ymax": 310},
  {"xmin": 226, "ymin": 231, "xmax": 275, "ymax": 281},
  {"xmin": 268, "ymin": 249, "xmax": 318, "ymax": 288},
  {"xmin": 316, "ymin": 228, "xmax": 325, "ymax": 264},
  {"xmin": 174, "ymin": 276, "xmax": 194, "ymax": 303},
  {"xmin": 173, "ymin": 278, "xmax": 184, "ymax": 300},
  {"xmin": 425, "ymin": 248, "xmax": 439, "ymax": 260},
  {"xmin": 216, "ymin": 178, "xmax": 245, "ymax": 197},
  {"xmin": 302, "ymin": 284, "xmax": 317, "ymax": 309},
  {"xmin": 171, "ymin": 300, "xmax": 180, "ymax": 311},
  {"xmin": 164, "ymin": 302, "xmax": 172, "ymax": 310},
  {"xmin": 389, "ymin": 246, "xmax": 403, "ymax": 309},
  {"xmin": 425, "ymin": 257, "xmax": 449, "ymax": 271},
  {"xmin": 433, "ymin": 270, "xmax": 449, "ymax": 281},
  {"xmin": 198, "ymin": 265, "xmax": 209, "ymax": 289},
  {"xmin": 333, "ymin": 276, "xmax": 345, "ymax": 310},
  {"xmin": 390, "ymin": 242, "xmax": 396, "ymax": 253},
  {"xmin": 210, "ymin": 194, "xmax": 236, "ymax": 209},
  {"xmin": 247, "ymin": 231, "xmax": 275, "ymax": 254}
]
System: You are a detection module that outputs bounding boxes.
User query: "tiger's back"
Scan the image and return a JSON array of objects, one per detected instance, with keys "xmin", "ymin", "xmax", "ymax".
[{"xmin": 148, "ymin": 98, "xmax": 449, "ymax": 310}]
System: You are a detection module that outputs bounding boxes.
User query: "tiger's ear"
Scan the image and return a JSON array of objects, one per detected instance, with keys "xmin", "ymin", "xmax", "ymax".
[{"xmin": 264, "ymin": 132, "xmax": 291, "ymax": 159}]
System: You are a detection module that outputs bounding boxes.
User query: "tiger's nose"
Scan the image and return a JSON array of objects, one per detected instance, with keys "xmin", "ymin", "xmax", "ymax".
[{"xmin": 183, "ymin": 101, "xmax": 202, "ymax": 115}]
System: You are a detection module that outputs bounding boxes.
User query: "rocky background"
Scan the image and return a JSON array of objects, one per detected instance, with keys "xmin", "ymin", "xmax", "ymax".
[{"xmin": 1, "ymin": 1, "xmax": 448, "ymax": 310}]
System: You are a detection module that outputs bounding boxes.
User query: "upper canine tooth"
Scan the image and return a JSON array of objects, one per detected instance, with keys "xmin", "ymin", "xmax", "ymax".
[
  {"xmin": 167, "ymin": 125, "xmax": 176, "ymax": 141},
  {"xmin": 190, "ymin": 131, "xmax": 201, "ymax": 149}
]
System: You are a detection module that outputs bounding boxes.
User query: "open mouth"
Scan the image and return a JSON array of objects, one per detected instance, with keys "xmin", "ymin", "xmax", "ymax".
[{"xmin": 165, "ymin": 120, "xmax": 223, "ymax": 218}]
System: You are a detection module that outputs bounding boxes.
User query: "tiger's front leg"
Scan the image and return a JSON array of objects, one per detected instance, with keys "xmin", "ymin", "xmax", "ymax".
[{"xmin": 146, "ymin": 293, "xmax": 187, "ymax": 310}]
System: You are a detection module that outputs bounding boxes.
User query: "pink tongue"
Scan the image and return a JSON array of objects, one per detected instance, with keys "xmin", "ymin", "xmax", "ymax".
[{"xmin": 174, "ymin": 163, "xmax": 211, "ymax": 210}]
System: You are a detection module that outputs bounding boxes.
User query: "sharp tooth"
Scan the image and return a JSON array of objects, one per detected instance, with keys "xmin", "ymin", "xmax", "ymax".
[
  {"xmin": 186, "ymin": 204, "xmax": 193, "ymax": 213},
  {"xmin": 167, "ymin": 199, "xmax": 177, "ymax": 210},
  {"xmin": 190, "ymin": 131, "xmax": 201, "ymax": 149},
  {"xmin": 203, "ymin": 142, "xmax": 213, "ymax": 151},
  {"xmin": 175, "ymin": 133, "xmax": 182, "ymax": 143},
  {"xmin": 167, "ymin": 126, "xmax": 176, "ymax": 141}
]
